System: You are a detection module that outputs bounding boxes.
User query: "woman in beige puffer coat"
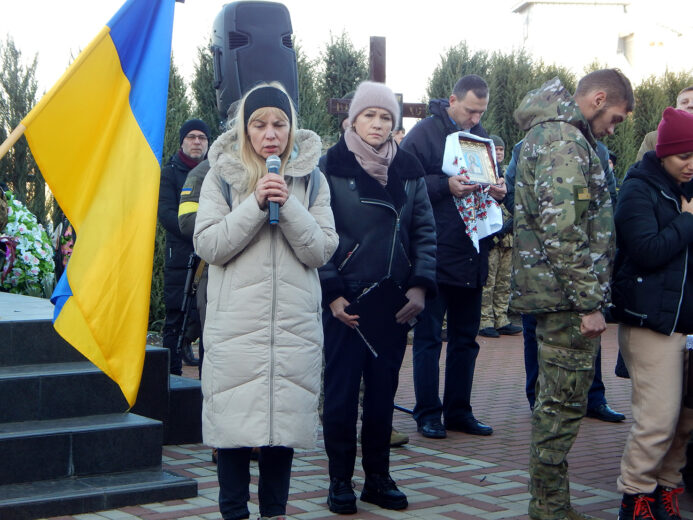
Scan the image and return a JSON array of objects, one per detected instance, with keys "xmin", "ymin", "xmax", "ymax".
[{"xmin": 193, "ymin": 83, "xmax": 338, "ymax": 520}]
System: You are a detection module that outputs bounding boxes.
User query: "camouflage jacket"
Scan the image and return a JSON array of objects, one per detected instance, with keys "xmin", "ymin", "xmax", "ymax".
[
  {"xmin": 178, "ymin": 159, "xmax": 210, "ymax": 239},
  {"xmin": 509, "ymin": 78, "xmax": 615, "ymax": 315}
]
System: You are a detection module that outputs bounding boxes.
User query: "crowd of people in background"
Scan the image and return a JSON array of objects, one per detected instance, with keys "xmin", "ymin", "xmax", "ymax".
[
  {"xmin": 0, "ymin": 16, "xmax": 692, "ymax": 519},
  {"xmin": 80, "ymin": 66, "xmax": 690, "ymax": 520}
]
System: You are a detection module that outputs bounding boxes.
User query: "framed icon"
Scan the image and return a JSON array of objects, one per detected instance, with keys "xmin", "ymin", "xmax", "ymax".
[{"xmin": 457, "ymin": 137, "xmax": 498, "ymax": 185}]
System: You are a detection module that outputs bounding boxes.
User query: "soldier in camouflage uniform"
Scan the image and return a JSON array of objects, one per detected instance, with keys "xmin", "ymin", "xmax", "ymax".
[
  {"xmin": 479, "ymin": 135, "xmax": 522, "ymax": 337},
  {"xmin": 510, "ymin": 70, "xmax": 634, "ymax": 520},
  {"xmin": 178, "ymin": 159, "xmax": 211, "ymax": 378}
]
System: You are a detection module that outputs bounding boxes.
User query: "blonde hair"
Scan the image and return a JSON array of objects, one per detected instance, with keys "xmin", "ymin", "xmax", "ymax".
[{"xmin": 232, "ymin": 82, "xmax": 297, "ymax": 197}]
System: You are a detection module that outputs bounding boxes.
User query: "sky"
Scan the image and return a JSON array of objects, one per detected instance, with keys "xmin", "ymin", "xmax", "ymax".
[
  {"xmin": 0, "ymin": 0, "xmax": 522, "ymax": 108},
  {"xmin": 0, "ymin": 0, "xmax": 685, "ymax": 121}
]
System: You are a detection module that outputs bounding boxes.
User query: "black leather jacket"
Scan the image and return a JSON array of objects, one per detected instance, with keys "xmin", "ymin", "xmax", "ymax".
[{"xmin": 318, "ymin": 137, "xmax": 437, "ymax": 306}]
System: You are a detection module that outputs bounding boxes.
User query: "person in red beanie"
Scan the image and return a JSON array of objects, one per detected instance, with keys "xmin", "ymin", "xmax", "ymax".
[{"xmin": 611, "ymin": 106, "xmax": 693, "ymax": 520}]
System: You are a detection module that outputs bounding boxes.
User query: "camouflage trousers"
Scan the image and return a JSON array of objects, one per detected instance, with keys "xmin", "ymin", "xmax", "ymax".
[
  {"xmin": 480, "ymin": 244, "xmax": 512, "ymax": 329},
  {"xmin": 529, "ymin": 311, "xmax": 599, "ymax": 520}
]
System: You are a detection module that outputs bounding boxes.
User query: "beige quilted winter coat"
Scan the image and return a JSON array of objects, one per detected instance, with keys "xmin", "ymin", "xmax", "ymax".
[{"xmin": 193, "ymin": 129, "xmax": 337, "ymax": 449}]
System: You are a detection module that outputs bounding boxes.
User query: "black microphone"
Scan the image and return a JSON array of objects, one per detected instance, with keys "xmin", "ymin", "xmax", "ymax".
[{"xmin": 266, "ymin": 155, "xmax": 281, "ymax": 224}]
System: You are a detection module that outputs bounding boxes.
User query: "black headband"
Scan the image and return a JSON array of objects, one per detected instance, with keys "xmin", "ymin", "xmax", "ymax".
[{"xmin": 243, "ymin": 86, "xmax": 293, "ymax": 128}]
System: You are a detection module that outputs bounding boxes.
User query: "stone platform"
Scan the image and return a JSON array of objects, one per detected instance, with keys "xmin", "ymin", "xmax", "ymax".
[{"xmin": 0, "ymin": 292, "xmax": 198, "ymax": 520}]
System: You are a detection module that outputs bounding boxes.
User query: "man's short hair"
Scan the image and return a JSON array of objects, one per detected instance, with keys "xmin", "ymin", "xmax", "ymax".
[
  {"xmin": 452, "ymin": 74, "xmax": 489, "ymax": 100},
  {"xmin": 678, "ymin": 86, "xmax": 693, "ymax": 98},
  {"xmin": 575, "ymin": 69, "xmax": 634, "ymax": 112}
]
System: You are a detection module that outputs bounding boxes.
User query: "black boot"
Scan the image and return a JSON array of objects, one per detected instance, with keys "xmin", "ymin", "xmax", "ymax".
[
  {"xmin": 327, "ymin": 477, "xmax": 356, "ymax": 514},
  {"xmin": 618, "ymin": 492, "xmax": 655, "ymax": 520},
  {"xmin": 360, "ymin": 473, "xmax": 407, "ymax": 510},
  {"xmin": 652, "ymin": 485, "xmax": 683, "ymax": 520},
  {"xmin": 181, "ymin": 342, "xmax": 199, "ymax": 366}
]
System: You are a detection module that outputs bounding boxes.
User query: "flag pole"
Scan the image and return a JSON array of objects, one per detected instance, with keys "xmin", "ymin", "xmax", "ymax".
[{"xmin": 0, "ymin": 124, "xmax": 27, "ymax": 160}]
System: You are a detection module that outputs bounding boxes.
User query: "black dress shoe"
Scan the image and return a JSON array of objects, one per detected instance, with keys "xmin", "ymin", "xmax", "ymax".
[
  {"xmin": 586, "ymin": 403, "xmax": 625, "ymax": 422},
  {"xmin": 327, "ymin": 477, "xmax": 357, "ymax": 514},
  {"xmin": 446, "ymin": 417, "xmax": 493, "ymax": 436},
  {"xmin": 417, "ymin": 418, "xmax": 446, "ymax": 439},
  {"xmin": 360, "ymin": 473, "xmax": 408, "ymax": 510},
  {"xmin": 478, "ymin": 327, "xmax": 500, "ymax": 338},
  {"xmin": 497, "ymin": 323, "xmax": 523, "ymax": 335}
]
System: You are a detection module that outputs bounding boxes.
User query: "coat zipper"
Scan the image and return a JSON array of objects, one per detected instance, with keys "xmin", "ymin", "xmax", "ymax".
[
  {"xmin": 388, "ymin": 218, "xmax": 402, "ymax": 275},
  {"xmin": 360, "ymin": 200, "xmax": 401, "ymax": 277},
  {"xmin": 660, "ymin": 190, "xmax": 687, "ymax": 335},
  {"xmin": 269, "ymin": 225, "xmax": 277, "ymax": 445},
  {"xmin": 623, "ymin": 308, "xmax": 648, "ymax": 327}
]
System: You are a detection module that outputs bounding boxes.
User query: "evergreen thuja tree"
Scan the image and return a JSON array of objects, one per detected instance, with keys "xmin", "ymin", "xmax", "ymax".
[
  {"xmin": 426, "ymin": 42, "xmax": 489, "ymax": 102},
  {"xmin": 296, "ymin": 41, "xmax": 330, "ymax": 140},
  {"xmin": 191, "ymin": 40, "xmax": 222, "ymax": 140},
  {"xmin": 162, "ymin": 57, "xmax": 191, "ymax": 163},
  {"xmin": 318, "ymin": 31, "xmax": 368, "ymax": 140},
  {"xmin": 0, "ymin": 36, "xmax": 44, "ymax": 223},
  {"xmin": 484, "ymin": 50, "xmax": 538, "ymax": 150}
]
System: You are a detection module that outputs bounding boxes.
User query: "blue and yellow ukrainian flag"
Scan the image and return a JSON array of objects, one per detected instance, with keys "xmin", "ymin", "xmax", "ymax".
[{"xmin": 21, "ymin": 0, "xmax": 175, "ymax": 407}]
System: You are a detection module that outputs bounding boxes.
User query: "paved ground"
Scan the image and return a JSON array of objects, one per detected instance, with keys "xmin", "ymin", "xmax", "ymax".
[{"xmin": 46, "ymin": 325, "xmax": 693, "ymax": 520}]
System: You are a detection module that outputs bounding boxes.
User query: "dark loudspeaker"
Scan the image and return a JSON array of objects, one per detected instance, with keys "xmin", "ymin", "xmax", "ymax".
[{"xmin": 212, "ymin": 1, "xmax": 298, "ymax": 120}]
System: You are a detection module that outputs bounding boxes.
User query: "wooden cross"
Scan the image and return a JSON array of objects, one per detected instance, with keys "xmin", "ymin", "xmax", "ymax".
[{"xmin": 327, "ymin": 37, "xmax": 428, "ymax": 125}]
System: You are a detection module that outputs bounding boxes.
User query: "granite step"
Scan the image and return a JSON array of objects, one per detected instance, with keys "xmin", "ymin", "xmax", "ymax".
[
  {"xmin": 0, "ymin": 468, "xmax": 197, "ymax": 520},
  {"xmin": 0, "ymin": 319, "xmax": 85, "ymax": 366},
  {"xmin": 0, "ymin": 413, "xmax": 162, "ymax": 485},
  {"xmin": 0, "ymin": 361, "xmax": 128, "ymax": 422},
  {"xmin": 167, "ymin": 374, "xmax": 202, "ymax": 445}
]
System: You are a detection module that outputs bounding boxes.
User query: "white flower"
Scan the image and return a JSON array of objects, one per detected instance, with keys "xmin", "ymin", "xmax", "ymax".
[{"xmin": 2, "ymin": 190, "xmax": 56, "ymax": 296}]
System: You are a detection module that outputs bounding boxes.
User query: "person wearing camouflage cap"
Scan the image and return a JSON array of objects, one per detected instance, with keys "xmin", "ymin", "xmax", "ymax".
[{"xmin": 511, "ymin": 69, "xmax": 634, "ymax": 520}]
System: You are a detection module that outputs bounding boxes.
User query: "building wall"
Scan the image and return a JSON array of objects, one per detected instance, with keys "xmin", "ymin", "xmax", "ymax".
[
  {"xmin": 518, "ymin": 3, "xmax": 629, "ymax": 73},
  {"xmin": 514, "ymin": 1, "xmax": 690, "ymax": 83}
]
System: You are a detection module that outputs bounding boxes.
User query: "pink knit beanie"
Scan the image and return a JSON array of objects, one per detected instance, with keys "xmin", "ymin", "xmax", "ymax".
[{"xmin": 347, "ymin": 81, "xmax": 400, "ymax": 125}]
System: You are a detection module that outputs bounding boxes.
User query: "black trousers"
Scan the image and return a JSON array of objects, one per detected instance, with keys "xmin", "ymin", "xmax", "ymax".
[
  {"xmin": 412, "ymin": 283, "xmax": 483, "ymax": 425},
  {"xmin": 322, "ymin": 310, "xmax": 407, "ymax": 479},
  {"xmin": 162, "ymin": 305, "xmax": 201, "ymax": 376},
  {"xmin": 217, "ymin": 446, "xmax": 294, "ymax": 520},
  {"xmin": 162, "ymin": 308, "xmax": 184, "ymax": 376}
]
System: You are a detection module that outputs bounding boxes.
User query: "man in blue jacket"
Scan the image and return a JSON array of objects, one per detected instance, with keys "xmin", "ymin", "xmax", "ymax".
[{"xmin": 401, "ymin": 75, "xmax": 506, "ymax": 439}]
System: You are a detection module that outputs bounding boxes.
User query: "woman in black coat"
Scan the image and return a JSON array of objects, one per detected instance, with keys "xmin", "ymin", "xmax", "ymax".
[
  {"xmin": 319, "ymin": 81, "xmax": 436, "ymax": 515},
  {"xmin": 612, "ymin": 107, "xmax": 693, "ymax": 520}
]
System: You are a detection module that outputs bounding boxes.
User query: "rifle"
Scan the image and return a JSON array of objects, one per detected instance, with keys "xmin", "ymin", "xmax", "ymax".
[{"xmin": 176, "ymin": 252, "xmax": 206, "ymax": 358}]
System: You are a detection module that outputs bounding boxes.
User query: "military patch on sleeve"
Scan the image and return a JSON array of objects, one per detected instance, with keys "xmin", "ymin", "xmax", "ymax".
[
  {"xmin": 180, "ymin": 187, "xmax": 192, "ymax": 196},
  {"xmin": 576, "ymin": 188, "xmax": 590, "ymax": 201},
  {"xmin": 573, "ymin": 185, "xmax": 590, "ymax": 224}
]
